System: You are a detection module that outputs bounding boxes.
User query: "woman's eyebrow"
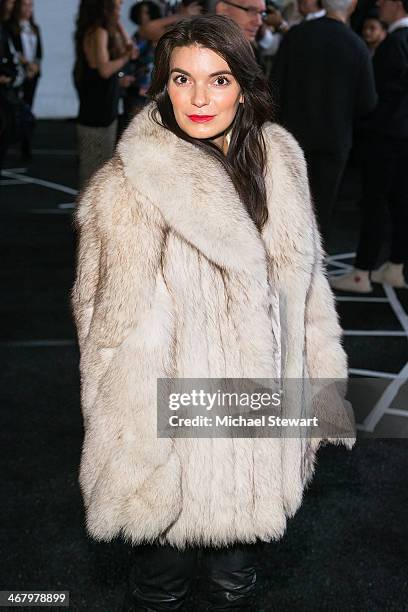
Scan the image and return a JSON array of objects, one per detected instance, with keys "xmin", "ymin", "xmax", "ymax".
[{"xmin": 170, "ymin": 68, "xmax": 233, "ymax": 77}]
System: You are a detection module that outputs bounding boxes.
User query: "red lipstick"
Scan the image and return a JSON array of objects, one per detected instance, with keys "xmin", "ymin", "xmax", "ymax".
[{"xmin": 188, "ymin": 115, "xmax": 215, "ymax": 123}]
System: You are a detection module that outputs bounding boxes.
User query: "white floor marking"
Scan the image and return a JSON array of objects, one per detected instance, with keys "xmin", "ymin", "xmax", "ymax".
[
  {"xmin": 344, "ymin": 330, "xmax": 406, "ymax": 337},
  {"xmin": 383, "ymin": 284, "xmax": 408, "ymax": 336},
  {"xmin": 327, "ymin": 260, "xmax": 352, "ymax": 270},
  {"xmin": 385, "ymin": 409, "xmax": 408, "ymax": 417},
  {"xmin": 349, "ymin": 368, "xmax": 397, "ymax": 379},
  {"xmin": 32, "ymin": 149, "xmax": 75, "ymax": 155},
  {"xmin": 0, "ymin": 340, "xmax": 76, "ymax": 347},
  {"xmin": 362, "ymin": 363, "xmax": 408, "ymax": 432},
  {"xmin": 327, "ymin": 252, "xmax": 356, "ymax": 261},
  {"xmin": 2, "ymin": 169, "xmax": 77, "ymax": 196},
  {"xmin": 0, "ymin": 179, "xmax": 25, "ymax": 186},
  {"xmin": 328, "ymin": 268, "xmax": 353, "ymax": 276},
  {"xmin": 336, "ymin": 297, "xmax": 389, "ymax": 303},
  {"xmin": 30, "ymin": 209, "xmax": 71, "ymax": 215}
]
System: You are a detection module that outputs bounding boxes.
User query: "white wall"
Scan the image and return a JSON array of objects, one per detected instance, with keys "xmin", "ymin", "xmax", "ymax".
[{"xmin": 33, "ymin": 0, "xmax": 136, "ymax": 118}]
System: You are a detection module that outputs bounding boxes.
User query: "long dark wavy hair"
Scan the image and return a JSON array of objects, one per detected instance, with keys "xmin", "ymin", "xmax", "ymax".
[
  {"xmin": 147, "ymin": 14, "xmax": 275, "ymax": 231},
  {"xmin": 74, "ymin": 0, "xmax": 122, "ymax": 86},
  {"xmin": 8, "ymin": 0, "xmax": 39, "ymax": 35},
  {"xmin": 0, "ymin": 0, "xmax": 14, "ymax": 23}
]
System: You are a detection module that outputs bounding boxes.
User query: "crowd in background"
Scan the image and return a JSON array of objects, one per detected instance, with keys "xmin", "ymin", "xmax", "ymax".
[
  {"xmin": 1, "ymin": 0, "xmax": 407, "ymax": 290},
  {"xmin": 0, "ymin": 0, "xmax": 41, "ymax": 168}
]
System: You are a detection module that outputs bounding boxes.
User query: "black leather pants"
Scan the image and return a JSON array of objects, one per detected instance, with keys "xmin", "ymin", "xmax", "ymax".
[{"xmin": 123, "ymin": 541, "xmax": 259, "ymax": 611}]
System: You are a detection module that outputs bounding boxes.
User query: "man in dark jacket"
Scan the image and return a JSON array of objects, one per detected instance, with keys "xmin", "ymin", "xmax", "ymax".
[
  {"xmin": 271, "ymin": 0, "xmax": 377, "ymax": 248},
  {"xmin": 331, "ymin": 0, "xmax": 408, "ymax": 291}
]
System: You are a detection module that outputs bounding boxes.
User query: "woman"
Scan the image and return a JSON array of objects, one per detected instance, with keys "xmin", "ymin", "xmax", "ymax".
[
  {"xmin": 71, "ymin": 14, "xmax": 355, "ymax": 611},
  {"xmin": 361, "ymin": 9, "xmax": 387, "ymax": 56},
  {"xmin": 74, "ymin": 0, "xmax": 138, "ymax": 188},
  {"xmin": 121, "ymin": 1, "xmax": 162, "ymax": 121},
  {"xmin": 0, "ymin": 0, "xmax": 15, "ymax": 22},
  {"xmin": 0, "ymin": 0, "xmax": 26, "ymax": 174},
  {"xmin": 7, "ymin": 0, "xmax": 41, "ymax": 158}
]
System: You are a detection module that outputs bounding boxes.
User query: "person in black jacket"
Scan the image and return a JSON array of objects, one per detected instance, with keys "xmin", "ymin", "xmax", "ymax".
[
  {"xmin": 331, "ymin": 0, "xmax": 408, "ymax": 291},
  {"xmin": 8, "ymin": 0, "xmax": 42, "ymax": 158},
  {"xmin": 271, "ymin": 0, "xmax": 377, "ymax": 248},
  {"xmin": 0, "ymin": 1, "xmax": 25, "ymax": 176}
]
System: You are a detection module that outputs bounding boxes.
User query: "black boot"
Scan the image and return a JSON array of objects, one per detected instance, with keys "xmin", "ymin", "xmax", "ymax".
[
  {"xmin": 200, "ymin": 543, "xmax": 259, "ymax": 611},
  {"xmin": 123, "ymin": 543, "xmax": 199, "ymax": 611}
]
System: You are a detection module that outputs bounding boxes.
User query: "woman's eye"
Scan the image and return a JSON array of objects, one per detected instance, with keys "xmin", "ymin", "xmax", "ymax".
[
  {"xmin": 174, "ymin": 75, "xmax": 189, "ymax": 85},
  {"xmin": 215, "ymin": 76, "xmax": 231, "ymax": 86},
  {"xmin": 172, "ymin": 75, "xmax": 231, "ymax": 86}
]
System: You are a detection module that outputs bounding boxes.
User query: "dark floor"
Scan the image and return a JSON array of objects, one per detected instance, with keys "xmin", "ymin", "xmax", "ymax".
[{"xmin": 0, "ymin": 121, "xmax": 407, "ymax": 611}]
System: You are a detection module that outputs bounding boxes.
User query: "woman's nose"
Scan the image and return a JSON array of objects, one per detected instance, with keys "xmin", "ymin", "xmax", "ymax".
[{"xmin": 191, "ymin": 85, "xmax": 210, "ymax": 107}]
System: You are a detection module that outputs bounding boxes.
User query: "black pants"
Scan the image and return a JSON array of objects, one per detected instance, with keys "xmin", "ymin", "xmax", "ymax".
[
  {"xmin": 305, "ymin": 150, "xmax": 348, "ymax": 251},
  {"xmin": 20, "ymin": 77, "xmax": 38, "ymax": 157},
  {"xmin": 123, "ymin": 541, "xmax": 260, "ymax": 611},
  {"xmin": 0, "ymin": 94, "xmax": 14, "ymax": 174},
  {"xmin": 354, "ymin": 135, "xmax": 408, "ymax": 270}
]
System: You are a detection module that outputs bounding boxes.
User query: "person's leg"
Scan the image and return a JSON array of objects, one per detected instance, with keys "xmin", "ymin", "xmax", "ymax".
[
  {"xmin": 389, "ymin": 141, "xmax": 408, "ymax": 266},
  {"xmin": 305, "ymin": 151, "xmax": 348, "ymax": 251},
  {"xmin": 123, "ymin": 542, "xmax": 199, "ymax": 611},
  {"xmin": 0, "ymin": 98, "xmax": 15, "ymax": 177},
  {"xmin": 22, "ymin": 77, "xmax": 38, "ymax": 108},
  {"xmin": 76, "ymin": 120, "xmax": 117, "ymax": 190},
  {"xmin": 354, "ymin": 142, "xmax": 392, "ymax": 271},
  {"xmin": 371, "ymin": 140, "xmax": 408, "ymax": 288},
  {"xmin": 200, "ymin": 542, "xmax": 259, "ymax": 611},
  {"xmin": 330, "ymin": 138, "xmax": 392, "ymax": 292},
  {"xmin": 20, "ymin": 78, "xmax": 38, "ymax": 159}
]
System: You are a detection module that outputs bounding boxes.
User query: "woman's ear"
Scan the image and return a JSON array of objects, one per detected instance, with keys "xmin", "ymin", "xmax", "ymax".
[{"xmin": 239, "ymin": 94, "xmax": 244, "ymax": 104}]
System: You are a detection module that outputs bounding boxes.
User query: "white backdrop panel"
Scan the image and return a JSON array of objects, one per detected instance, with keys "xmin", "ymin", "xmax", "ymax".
[{"xmin": 33, "ymin": 0, "xmax": 135, "ymax": 118}]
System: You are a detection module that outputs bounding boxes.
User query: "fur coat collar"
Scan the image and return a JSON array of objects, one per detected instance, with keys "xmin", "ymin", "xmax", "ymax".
[{"xmin": 115, "ymin": 101, "xmax": 316, "ymax": 279}]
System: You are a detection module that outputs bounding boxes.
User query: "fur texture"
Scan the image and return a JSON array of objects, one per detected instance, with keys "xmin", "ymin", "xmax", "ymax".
[{"xmin": 71, "ymin": 102, "xmax": 356, "ymax": 549}]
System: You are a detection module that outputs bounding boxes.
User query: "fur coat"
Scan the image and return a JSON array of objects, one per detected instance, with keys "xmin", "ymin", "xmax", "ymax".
[{"xmin": 71, "ymin": 101, "xmax": 356, "ymax": 550}]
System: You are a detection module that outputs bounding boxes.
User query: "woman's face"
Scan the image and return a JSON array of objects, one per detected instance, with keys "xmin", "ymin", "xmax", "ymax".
[
  {"xmin": 167, "ymin": 45, "xmax": 244, "ymax": 151},
  {"xmin": 362, "ymin": 18, "xmax": 386, "ymax": 46},
  {"xmin": 3, "ymin": 0, "xmax": 15, "ymax": 19},
  {"xmin": 140, "ymin": 4, "xmax": 150, "ymax": 26},
  {"xmin": 113, "ymin": 0, "xmax": 123, "ymax": 20},
  {"xmin": 19, "ymin": 0, "xmax": 33, "ymax": 20}
]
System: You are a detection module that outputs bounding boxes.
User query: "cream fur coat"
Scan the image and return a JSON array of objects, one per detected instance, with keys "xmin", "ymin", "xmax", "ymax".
[{"xmin": 71, "ymin": 101, "xmax": 356, "ymax": 550}]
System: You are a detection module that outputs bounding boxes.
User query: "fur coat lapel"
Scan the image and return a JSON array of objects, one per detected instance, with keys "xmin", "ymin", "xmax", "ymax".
[{"xmin": 117, "ymin": 102, "xmax": 269, "ymax": 277}]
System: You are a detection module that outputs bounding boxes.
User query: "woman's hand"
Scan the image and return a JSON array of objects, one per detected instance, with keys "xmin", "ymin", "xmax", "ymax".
[
  {"xmin": 125, "ymin": 42, "xmax": 139, "ymax": 61},
  {"xmin": 119, "ymin": 74, "xmax": 136, "ymax": 89},
  {"xmin": 180, "ymin": 1, "xmax": 202, "ymax": 16},
  {"xmin": 26, "ymin": 62, "xmax": 40, "ymax": 79},
  {"xmin": 265, "ymin": 8, "xmax": 289, "ymax": 32}
]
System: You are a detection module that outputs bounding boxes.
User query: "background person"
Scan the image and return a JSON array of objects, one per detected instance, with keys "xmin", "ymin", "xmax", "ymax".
[
  {"xmin": 361, "ymin": 8, "xmax": 387, "ymax": 54},
  {"xmin": 71, "ymin": 14, "xmax": 355, "ymax": 611},
  {"xmin": 73, "ymin": 0, "xmax": 138, "ymax": 189},
  {"xmin": 120, "ymin": 1, "xmax": 162, "ymax": 122},
  {"xmin": 136, "ymin": 0, "xmax": 203, "ymax": 44},
  {"xmin": 297, "ymin": 0, "xmax": 326, "ymax": 19},
  {"xmin": 8, "ymin": 0, "xmax": 42, "ymax": 158},
  {"xmin": 0, "ymin": 0, "xmax": 26, "ymax": 175},
  {"xmin": 215, "ymin": 0, "xmax": 266, "ymax": 41},
  {"xmin": 330, "ymin": 0, "xmax": 408, "ymax": 291},
  {"xmin": 271, "ymin": 0, "xmax": 377, "ymax": 250}
]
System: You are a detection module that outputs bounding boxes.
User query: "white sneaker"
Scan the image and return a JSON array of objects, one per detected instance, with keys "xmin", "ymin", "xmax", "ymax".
[
  {"xmin": 371, "ymin": 262, "xmax": 408, "ymax": 288},
  {"xmin": 329, "ymin": 269, "xmax": 372, "ymax": 293}
]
